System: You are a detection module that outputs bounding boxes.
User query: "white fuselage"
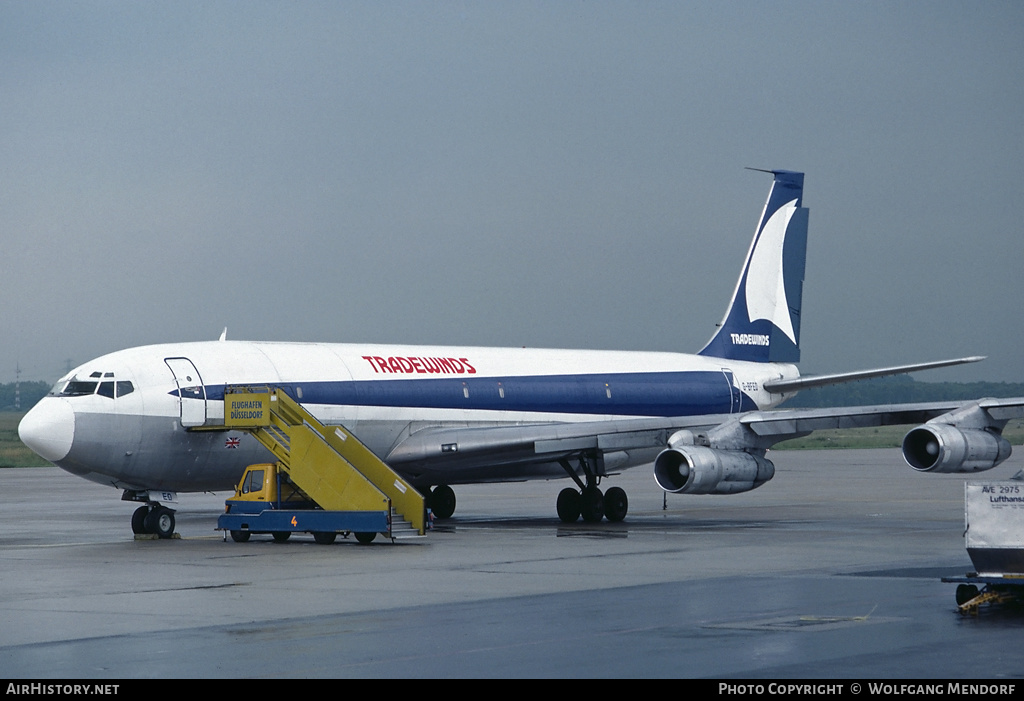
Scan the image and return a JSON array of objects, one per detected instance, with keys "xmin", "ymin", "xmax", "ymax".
[{"xmin": 19, "ymin": 340, "xmax": 798, "ymax": 492}]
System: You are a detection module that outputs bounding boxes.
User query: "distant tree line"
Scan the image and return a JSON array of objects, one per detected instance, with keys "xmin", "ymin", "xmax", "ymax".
[{"xmin": 0, "ymin": 381, "xmax": 50, "ymax": 411}]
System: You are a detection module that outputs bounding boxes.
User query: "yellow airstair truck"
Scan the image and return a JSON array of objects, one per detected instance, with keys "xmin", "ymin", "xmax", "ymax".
[{"xmin": 216, "ymin": 387, "xmax": 427, "ymax": 545}]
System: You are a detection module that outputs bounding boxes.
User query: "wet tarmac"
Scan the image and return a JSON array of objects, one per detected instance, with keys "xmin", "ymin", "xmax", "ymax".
[{"xmin": 1, "ymin": 449, "xmax": 1022, "ymax": 679}]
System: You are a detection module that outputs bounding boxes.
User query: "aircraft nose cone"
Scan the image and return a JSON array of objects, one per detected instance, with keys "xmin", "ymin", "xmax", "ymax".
[{"xmin": 19, "ymin": 399, "xmax": 75, "ymax": 463}]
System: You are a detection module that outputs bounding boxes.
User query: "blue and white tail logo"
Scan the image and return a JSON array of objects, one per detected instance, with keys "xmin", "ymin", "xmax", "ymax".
[{"xmin": 699, "ymin": 170, "xmax": 809, "ymax": 363}]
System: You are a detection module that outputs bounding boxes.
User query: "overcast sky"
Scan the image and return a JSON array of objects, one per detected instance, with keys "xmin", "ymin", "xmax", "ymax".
[{"xmin": 2, "ymin": 1, "xmax": 1022, "ymax": 386}]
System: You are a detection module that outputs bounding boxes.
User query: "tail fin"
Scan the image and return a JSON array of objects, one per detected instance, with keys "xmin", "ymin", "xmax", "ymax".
[{"xmin": 698, "ymin": 170, "xmax": 809, "ymax": 363}]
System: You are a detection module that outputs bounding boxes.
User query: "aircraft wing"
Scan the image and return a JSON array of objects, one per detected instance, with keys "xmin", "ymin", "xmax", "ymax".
[
  {"xmin": 386, "ymin": 397, "xmax": 1024, "ymax": 481},
  {"xmin": 742, "ymin": 397, "xmax": 1024, "ymax": 437}
]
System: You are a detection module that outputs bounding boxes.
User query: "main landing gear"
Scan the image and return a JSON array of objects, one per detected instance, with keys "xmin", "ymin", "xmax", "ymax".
[
  {"xmin": 426, "ymin": 454, "xmax": 629, "ymax": 525},
  {"xmin": 556, "ymin": 456, "xmax": 628, "ymax": 523},
  {"xmin": 124, "ymin": 489, "xmax": 177, "ymax": 539}
]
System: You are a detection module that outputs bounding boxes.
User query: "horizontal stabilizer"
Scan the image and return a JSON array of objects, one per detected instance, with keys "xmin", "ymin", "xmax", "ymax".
[{"xmin": 762, "ymin": 356, "xmax": 985, "ymax": 393}]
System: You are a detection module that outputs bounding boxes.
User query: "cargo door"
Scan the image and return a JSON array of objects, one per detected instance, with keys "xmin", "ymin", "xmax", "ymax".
[{"xmin": 165, "ymin": 357, "xmax": 208, "ymax": 427}]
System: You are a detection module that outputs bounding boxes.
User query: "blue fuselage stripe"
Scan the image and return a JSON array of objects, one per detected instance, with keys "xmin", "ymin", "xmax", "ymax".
[{"xmin": 198, "ymin": 371, "xmax": 758, "ymax": 417}]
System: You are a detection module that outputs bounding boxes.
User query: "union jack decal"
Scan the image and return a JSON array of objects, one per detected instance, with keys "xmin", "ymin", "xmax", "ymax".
[{"xmin": 224, "ymin": 437, "xmax": 240, "ymax": 449}]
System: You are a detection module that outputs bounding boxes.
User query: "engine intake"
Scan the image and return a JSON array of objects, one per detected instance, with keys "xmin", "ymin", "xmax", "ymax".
[
  {"xmin": 654, "ymin": 446, "xmax": 775, "ymax": 494},
  {"xmin": 902, "ymin": 423, "xmax": 1011, "ymax": 473}
]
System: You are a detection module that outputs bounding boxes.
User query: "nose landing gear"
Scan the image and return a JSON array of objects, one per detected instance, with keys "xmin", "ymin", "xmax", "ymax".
[
  {"xmin": 130, "ymin": 504, "xmax": 176, "ymax": 538},
  {"xmin": 124, "ymin": 490, "xmax": 177, "ymax": 539}
]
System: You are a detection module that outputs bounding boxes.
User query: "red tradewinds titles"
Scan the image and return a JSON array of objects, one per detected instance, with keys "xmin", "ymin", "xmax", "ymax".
[{"xmin": 362, "ymin": 355, "xmax": 477, "ymax": 375}]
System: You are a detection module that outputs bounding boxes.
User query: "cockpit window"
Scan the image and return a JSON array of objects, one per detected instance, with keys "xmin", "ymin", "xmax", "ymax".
[
  {"xmin": 62, "ymin": 381, "xmax": 99, "ymax": 396},
  {"xmin": 53, "ymin": 373, "xmax": 135, "ymax": 399}
]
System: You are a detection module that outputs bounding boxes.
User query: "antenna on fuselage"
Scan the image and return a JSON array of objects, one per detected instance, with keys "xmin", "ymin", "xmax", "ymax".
[{"xmin": 219, "ymin": 327, "xmax": 228, "ymax": 342}]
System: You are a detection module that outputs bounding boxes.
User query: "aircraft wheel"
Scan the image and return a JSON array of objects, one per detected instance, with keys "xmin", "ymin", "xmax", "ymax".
[
  {"xmin": 131, "ymin": 505, "xmax": 149, "ymax": 534},
  {"xmin": 144, "ymin": 507, "xmax": 175, "ymax": 539},
  {"xmin": 355, "ymin": 532, "xmax": 377, "ymax": 545},
  {"xmin": 604, "ymin": 487, "xmax": 628, "ymax": 522},
  {"xmin": 430, "ymin": 485, "xmax": 457, "ymax": 519},
  {"xmin": 230, "ymin": 530, "xmax": 250, "ymax": 543},
  {"xmin": 272, "ymin": 532, "xmax": 291, "ymax": 543},
  {"xmin": 313, "ymin": 532, "xmax": 337, "ymax": 545},
  {"xmin": 556, "ymin": 488, "xmax": 581, "ymax": 523},
  {"xmin": 956, "ymin": 584, "xmax": 980, "ymax": 606},
  {"xmin": 580, "ymin": 487, "xmax": 604, "ymax": 523}
]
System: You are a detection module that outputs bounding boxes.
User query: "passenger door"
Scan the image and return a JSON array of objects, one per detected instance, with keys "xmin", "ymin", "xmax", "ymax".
[{"xmin": 165, "ymin": 357, "xmax": 208, "ymax": 427}]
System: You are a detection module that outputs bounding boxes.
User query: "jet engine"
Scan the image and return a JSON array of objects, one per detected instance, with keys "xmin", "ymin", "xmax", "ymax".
[
  {"xmin": 902, "ymin": 423, "xmax": 1011, "ymax": 473},
  {"xmin": 654, "ymin": 445, "xmax": 775, "ymax": 494}
]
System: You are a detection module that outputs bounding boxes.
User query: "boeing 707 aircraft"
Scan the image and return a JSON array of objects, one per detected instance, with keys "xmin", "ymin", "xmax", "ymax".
[{"xmin": 18, "ymin": 171, "xmax": 1023, "ymax": 537}]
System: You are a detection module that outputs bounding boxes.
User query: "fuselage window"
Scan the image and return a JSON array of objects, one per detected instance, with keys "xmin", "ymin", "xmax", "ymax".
[
  {"xmin": 116, "ymin": 381, "xmax": 134, "ymax": 397},
  {"xmin": 97, "ymin": 382, "xmax": 116, "ymax": 399}
]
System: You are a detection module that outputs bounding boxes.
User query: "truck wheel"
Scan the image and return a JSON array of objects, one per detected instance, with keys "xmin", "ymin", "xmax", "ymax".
[
  {"xmin": 230, "ymin": 530, "xmax": 250, "ymax": 543},
  {"xmin": 272, "ymin": 532, "xmax": 291, "ymax": 543},
  {"xmin": 313, "ymin": 532, "xmax": 337, "ymax": 545},
  {"xmin": 355, "ymin": 532, "xmax": 376, "ymax": 544}
]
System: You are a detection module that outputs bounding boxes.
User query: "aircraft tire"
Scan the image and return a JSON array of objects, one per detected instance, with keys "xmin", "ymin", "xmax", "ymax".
[
  {"xmin": 230, "ymin": 530, "xmax": 250, "ymax": 543},
  {"xmin": 556, "ymin": 488, "xmax": 581, "ymax": 523},
  {"xmin": 604, "ymin": 487, "xmax": 628, "ymax": 522},
  {"xmin": 313, "ymin": 532, "xmax": 337, "ymax": 545},
  {"xmin": 131, "ymin": 505, "xmax": 149, "ymax": 534},
  {"xmin": 430, "ymin": 485, "xmax": 457, "ymax": 519},
  {"xmin": 272, "ymin": 532, "xmax": 291, "ymax": 543},
  {"xmin": 580, "ymin": 487, "xmax": 604, "ymax": 523},
  {"xmin": 145, "ymin": 507, "xmax": 175, "ymax": 539},
  {"xmin": 355, "ymin": 532, "xmax": 376, "ymax": 545}
]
